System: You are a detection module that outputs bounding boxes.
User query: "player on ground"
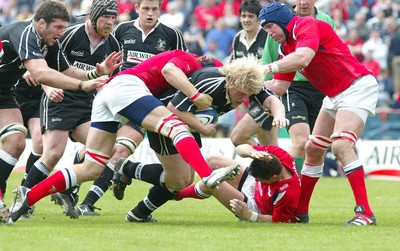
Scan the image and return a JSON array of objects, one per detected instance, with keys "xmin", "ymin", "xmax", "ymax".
[
  {"xmin": 175, "ymin": 144, "xmax": 300, "ymax": 223},
  {"xmin": 259, "ymin": 2, "xmax": 378, "ymax": 226}
]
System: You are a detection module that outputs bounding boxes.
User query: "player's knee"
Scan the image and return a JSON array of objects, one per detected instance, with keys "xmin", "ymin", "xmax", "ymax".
[
  {"xmin": 306, "ymin": 135, "xmax": 331, "ymax": 159},
  {"xmin": 205, "ymin": 154, "xmax": 224, "ymax": 168},
  {"xmin": 155, "ymin": 114, "xmax": 191, "ymax": 139},
  {"xmin": 115, "ymin": 137, "xmax": 138, "ymax": 157},
  {"xmin": 330, "ymin": 130, "xmax": 358, "ymax": 157},
  {"xmin": 0, "ymin": 123, "xmax": 27, "ymax": 153}
]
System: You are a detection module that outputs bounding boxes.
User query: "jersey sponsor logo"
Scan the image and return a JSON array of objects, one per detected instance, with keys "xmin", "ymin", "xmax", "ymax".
[
  {"xmin": 32, "ymin": 51, "xmax": 42, "ymax": 56},
  {"xmin": 156, "ymin": 39, "xmax": 166, "ymax": 51},
  {"xmin": 123, "ymin": 39, "xmax": 136, "ymax": 44},
  {"xmin": 279, "ymin": 183, "xmax": 288, "ymax": 192},
  {"xmin": 71, "ymin": 50, "xmax": 84, "ymax": 57},
  {"xmin": 126, "ymin": 50, "xmax": 154, "ymax": 64},
  {"xmin": 52, "ymin": 118, "xmax": 62, "ymax": 122},
  {"xmin": 236, "ymin": 51, "xmax": 245, "ymax": 57},
  {"xmin": 73, "ymin": 61, "xmax": 95, "ymax": 71}
]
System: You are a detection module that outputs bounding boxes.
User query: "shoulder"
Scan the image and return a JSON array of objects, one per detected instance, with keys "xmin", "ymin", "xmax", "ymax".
[{"xmin": 157, "ymin": 22, "xmax": 184, "ymax": 35}]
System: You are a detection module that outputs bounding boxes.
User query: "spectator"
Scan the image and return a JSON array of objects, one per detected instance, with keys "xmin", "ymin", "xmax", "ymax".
[
  {"xmin": 203, "ymin": 17, "xmax": 236, "ymax": 58},
  {"xmin": 362, "ymin": 49, "xmax": 381, "ymax": 77},
  {"xmin": 183, "ymin": 15, "xmax": 205, "ymax": 56},
  {"xmin": 388, "ymin": 23, "xmax": 400, "ymax": 93},
  {"xmin": 345, "ymin": 28, "xmax": 365, "ymax": 62},
  {"xmin": 193, "ymin": 0, "xmax": 223, "ymax": 31},
  {"xmin": 331, "ymin": 8, "xmax": 348, "ymax": 40},
  {"xmin": 160, "ymin": 1, "xmax": 185, "ymax": 30},
  {"xmin": 347, "ymin": 11, "xmax": 370, "ymax": 41},
  {"xmin": 362, "ymin": 28, "xmax": 389, "ymax": 70},
  {"xmin": 204, "ymin": 39, "xmax": 226, "ymax": 61}
]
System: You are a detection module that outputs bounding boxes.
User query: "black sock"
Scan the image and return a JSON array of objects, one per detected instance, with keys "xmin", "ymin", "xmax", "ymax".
[
  {"xmin": 23, "ymin": 161, "xmax": 50, "ymax": 188},
  {"xmin": 124, "ymin": 161, "xmax": 165, "ymax": 186},
  {"xmin": 21, "ymin": 151, "xmax": 41, "ymax": 185},
  {"xmin": 0, "ymin": 157, "xmax": 15, "ymax": 195},
  {"xmin": 81, "ymin": 164, "xmax": 114, "ymax": 205},
  {"xmin": 131, "ymin": 185, "xmax": 175, "ymax": 219}
]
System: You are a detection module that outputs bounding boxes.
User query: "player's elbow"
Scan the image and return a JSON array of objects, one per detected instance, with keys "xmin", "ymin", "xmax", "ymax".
[{"xmin": 161, "ymin": 63, "xmax": 176, "ymax": 78}]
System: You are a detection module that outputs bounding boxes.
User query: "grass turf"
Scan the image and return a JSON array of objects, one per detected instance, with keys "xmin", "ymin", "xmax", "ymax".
[{"xmin": 1, "ymin": 172, "xmax": 399, "ymax": 251}]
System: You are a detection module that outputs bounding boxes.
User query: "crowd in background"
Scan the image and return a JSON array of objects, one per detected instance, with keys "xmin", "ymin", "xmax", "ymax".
[{"xmin": 1, "ymin": 0, "xmax": 400, "ymax": 128}]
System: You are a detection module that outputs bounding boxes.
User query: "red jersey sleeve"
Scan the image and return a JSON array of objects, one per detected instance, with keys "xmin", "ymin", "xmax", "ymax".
[
  {"xmin": 294, "ymin": 17, "xmax": 320, "ymax": 52},
  {"xmin": 168, "ymin": 50, "xmax": 202, "ymax": 75}
]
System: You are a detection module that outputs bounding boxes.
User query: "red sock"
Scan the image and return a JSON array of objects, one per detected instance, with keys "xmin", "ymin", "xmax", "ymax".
[
  {"xmin": 175, "ymin": 184, "xmax": 203, "ymax": 200},
  {"xmin": 174, "ymin": 137, "xmax": 212, "ymax": 178},
  {"xmin": 346, "ymin": 167, "xmax": 373, "ymax": 216},
  {"xmin": 296, "ymin": 175, "xmax": 320, "ymax": 214},
  {"xmin": 27, "ymin": 171, "xmax": 67, "ymax": 205}
]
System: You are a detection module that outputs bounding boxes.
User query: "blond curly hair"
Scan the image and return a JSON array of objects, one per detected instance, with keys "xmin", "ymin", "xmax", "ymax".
[{"xmin": 219, "ymin": 55, "xmax": 264, "ymax": 95}]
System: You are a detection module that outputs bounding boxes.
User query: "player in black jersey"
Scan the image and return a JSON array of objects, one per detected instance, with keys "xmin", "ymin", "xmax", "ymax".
[
  {"xmin": 0, "ymin": 1, "xmax": 121, "ymax": 219},
  {"xmin": 229, "ymin": 0, "xmax": 279, "ymax": 148},
  {"xmin": 16, "ymin": 0, "xmax": 121, "ymax": 218},
  {"xmin": 73, "ymin": 0, "xmax": 189, "ymax": 216},
  {"xmin": 13, "ymin": 0, "xmax": 69, "ymax": 217},
  {"xmin": 112, "ymin": 57, "xmax": 288, "ymax": 222}
]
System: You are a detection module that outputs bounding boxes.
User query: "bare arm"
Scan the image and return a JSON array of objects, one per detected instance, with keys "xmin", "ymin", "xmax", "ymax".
[
  {"xmin": 167, "ymin": 102, "xmax": 216, "ymax": 136},
  {"xmin": 24, "ymin": 58, "xmax": 109, "ymax": 91},
  {"xmin": 235, "ymin": 144, "xmax": 273, "ymax": 160},
  {"xmin": 263, "ymin": 47, "xmax": 316, "ymax": 74},
  {"xmin": 264, "ymin": 79, "xmax": 291, "ymax": 96},
  {"xmin": 262, "ymin": 95, "xmax": 289, "ymax": 128},
  {"xmin": 162, "ymin": 62, "xmax": 213, "ymax": 110},
  {"xmin": 230, "ymin": 199, "xmax": 273, "ymax": 223},
  {"xmin": 24, "ymin": 58, "xmax": 85, "ymax": 90}
]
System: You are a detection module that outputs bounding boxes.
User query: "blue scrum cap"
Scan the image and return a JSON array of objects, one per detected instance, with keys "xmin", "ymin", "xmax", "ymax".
[{"xmin": 258, "ymin": 2, "xmax": 295, "ymax": 29}]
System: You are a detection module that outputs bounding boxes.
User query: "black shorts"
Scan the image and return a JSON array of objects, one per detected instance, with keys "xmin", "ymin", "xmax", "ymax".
[
  {"xmin": 126, "ymin": 121, "xmax": 146, "ymax": 137},
  {"xmin": 247, "ymin": 100, "xmax": 274, "ymax": 131},
  {"xmin": 147, "ymin": 131, "xmax": 202, "ymax": 155},
  {"xmin": 40, "ymin": 94, "xmax": 93, "ymax": 132},
  {"xmin": 0, "ymin": 89, "xmax": 19, "ymax": 109},
  {"xmin": 15, "ymin": 93, "xmax": 41, "ymax": 126},
  {"xmin": 281, "ymin": 81, "xmax": 325, "ymax": 132}
]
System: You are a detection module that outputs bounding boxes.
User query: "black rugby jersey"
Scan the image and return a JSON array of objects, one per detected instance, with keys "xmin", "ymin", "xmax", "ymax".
[
  {"xmin": 159, "ymin": 67, "xmax": 275, "ymax": 115},
  {"xmin": 49, "ymin": 21, "xmax": 121, "ymax": 100},
  {"xmin": 230, "ymin": 27, "xmax": 267, "ymax": 61},
  {"xmin": 0, "ymin": 20, "xmax": 70, "ymax": 91},
  {"xmin": 113, "ymin": 19, "xmax": 187, "ymax": 71}
]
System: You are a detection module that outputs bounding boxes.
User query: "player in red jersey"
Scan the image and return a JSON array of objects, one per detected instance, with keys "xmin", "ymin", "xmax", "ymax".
[
  {"xmin": 9, "ymin": 50, "xmax": 239, "ymax": 223},
  {"xmin": 175, "ymin": 144, "xmax": 300, "ymax": 223},
  {"xmin": 259, "ymin": 2, "xmax": 378, "ymax": 226}
]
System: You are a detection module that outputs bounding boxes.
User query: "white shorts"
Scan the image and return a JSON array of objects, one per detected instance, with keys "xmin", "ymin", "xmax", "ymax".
[
  {"xmin": 322, "ymin": 74, "xmax": 378, "ymax": 123},
  {"xmin": 240, "ymin": 173, "xmax": 260, "ymax": 213},
  {"xmin": 92, "ymin": 75, "xmax": 153, "ymax": 123}
]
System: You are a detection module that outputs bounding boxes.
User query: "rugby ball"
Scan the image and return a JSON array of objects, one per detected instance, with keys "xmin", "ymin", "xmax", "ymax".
[{"xmin": 194, "ymin": 108, "xmax": 218, "ymax": 126}]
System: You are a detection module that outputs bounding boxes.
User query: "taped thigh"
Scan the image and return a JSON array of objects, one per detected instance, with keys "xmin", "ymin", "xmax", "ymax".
[
  {"xmin": 308, "ymin": 134, "xmax": 332, "ymax": 150},
  {"xmin": 330, "ymin": 130, "xmax": 358, "ymax": 145},
  {"xmin": 85, "ymin": 148, "xmax": 111, "ymax": 166},
  {"xmin": 155, "ymin": 114, "xmax": 191, "ymax": 142},
  {"xmin": 0, "ymin": 123, "xmax": 27, "ymax": 142},
  {"xmin": 115, "ymin": 137, "xmax": 138, "ymax": 155}
]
